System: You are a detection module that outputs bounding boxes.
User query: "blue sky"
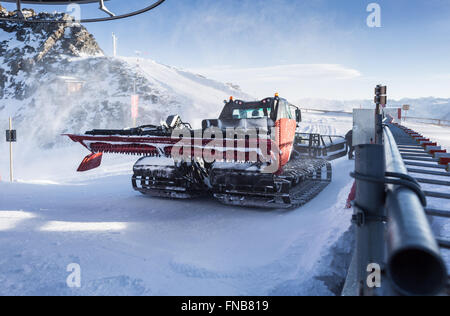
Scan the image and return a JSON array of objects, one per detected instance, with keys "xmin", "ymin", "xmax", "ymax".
[{"xmin": 3, "ymin": 0, "xmax": 450, "ymax": 99}]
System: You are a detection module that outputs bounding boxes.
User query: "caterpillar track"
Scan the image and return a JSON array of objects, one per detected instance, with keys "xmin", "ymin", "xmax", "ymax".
[{"xmin": 211, "ymin": 157, "xmax": 332, "ymax": 209}]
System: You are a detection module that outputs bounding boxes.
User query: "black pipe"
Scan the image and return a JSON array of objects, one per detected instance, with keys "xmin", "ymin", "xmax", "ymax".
[{"xmin": 384, "ymin": 126, "xmax": 447, "ymax": 296}]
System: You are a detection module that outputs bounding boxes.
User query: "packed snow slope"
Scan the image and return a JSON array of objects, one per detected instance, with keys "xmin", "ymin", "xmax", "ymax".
[
  {"xmin": 0, "ymin": 163, "xmax": 354, "ymax": 296},
  {"xmin": 0, "ymin": 112, "xmax": 356, "ymax": 296}
]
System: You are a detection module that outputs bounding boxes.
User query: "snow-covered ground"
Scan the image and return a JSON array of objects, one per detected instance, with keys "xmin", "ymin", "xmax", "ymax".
[
  {"xmin": 0, "ymin": 159, "xmax": 354, "ymax": 296},
  {"xmin": 0, "ymin": 112, "xmax": 355, "ymax": 296},
  {"xmin": 0, "ymin": 112, "xmax": 448, "ymax": 296}
]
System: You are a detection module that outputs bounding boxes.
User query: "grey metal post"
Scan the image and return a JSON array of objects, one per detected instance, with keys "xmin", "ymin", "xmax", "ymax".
[
  {"xmin": 375, "ymin": 113, "xmax": 383, "ymax": 145},
  {"xmin": 354, "ymin": 144, "xmax": 386, "ymax": 295},
  {"xmin": 15, "ymin": 0, "xmax": 24, "ymax": 18}
]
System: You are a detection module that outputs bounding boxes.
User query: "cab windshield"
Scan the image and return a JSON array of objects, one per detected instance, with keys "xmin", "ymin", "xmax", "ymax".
[{"xmin": 232, "ymin": 108, "xmax": 271, "ymax": 119}]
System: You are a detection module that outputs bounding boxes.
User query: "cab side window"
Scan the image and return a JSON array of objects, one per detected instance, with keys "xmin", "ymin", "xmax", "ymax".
[
  {"xmin": 277, "ymin": 100, "xmax": 293, "ymax": 119},
  {"xmin": 289, "ymin": 106, "xmax": 297, "ymax": 119}
]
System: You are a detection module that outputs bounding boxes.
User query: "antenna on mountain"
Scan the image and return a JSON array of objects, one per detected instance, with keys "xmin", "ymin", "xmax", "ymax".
[
  {"xmin": 135, "ymin": 51, "xmax": 142, "ymax": 69},
  {"xmin": 112, "ymin": 33, "xmax": 118, "ymax": 57},
  {"xmin": 14, "ymin": 0, "xmax": 25, "ymax": 19}
]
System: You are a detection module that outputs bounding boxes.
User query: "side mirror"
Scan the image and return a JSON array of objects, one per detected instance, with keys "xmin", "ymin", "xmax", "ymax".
[{"xmin": 296, "ymin": 109, "xmax": 302, "ymax": 123}]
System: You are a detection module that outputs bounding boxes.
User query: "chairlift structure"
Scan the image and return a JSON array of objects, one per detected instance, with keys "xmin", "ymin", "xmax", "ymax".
[{"xmin": 0, "ymin": 0, "xmax": 166, "ymax": 23}]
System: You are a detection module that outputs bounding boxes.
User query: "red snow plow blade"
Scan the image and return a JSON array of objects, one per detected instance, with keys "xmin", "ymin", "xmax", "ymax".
[
  {"xmin": 65, "ymin": 134, "xmax": 171, "ymax": 156},
  {"xmin": 77, "ymin": 152, "xmax": 103, "ymax": 172},
  {"xmin": 65, "ymin": 133, "xmax": 274, "ymax": 171}
]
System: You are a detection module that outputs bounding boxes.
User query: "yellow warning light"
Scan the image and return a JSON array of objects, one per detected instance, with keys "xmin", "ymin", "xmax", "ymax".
[
  {"xmin": 229, "ymin": 96, "xmax": 234, "ymax": 101},
  {"xmin": 274, "ymin": 93, "xmax": 279, "ymax": 97}
]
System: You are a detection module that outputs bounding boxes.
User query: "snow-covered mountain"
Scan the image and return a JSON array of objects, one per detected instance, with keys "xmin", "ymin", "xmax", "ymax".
[
  {"xmin": 0, "ymin": 6, "xmax": 250, "ymax": 150},
  {"xmin": 296, "ymin": 97, "xmax": 450, "ymax": 120}
]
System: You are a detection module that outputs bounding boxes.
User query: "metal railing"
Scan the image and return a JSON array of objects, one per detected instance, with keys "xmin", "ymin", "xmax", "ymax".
[
  {"xmin": 344, "ymin": 124, "xmax": 448, "ymax": 296},
  {"xmin": 295, "ymin": 133, "xmax": 347, "ymax": 160},
  {"xmin": 300, "ymin": 107, "xmax": 450, "ymax": 127},
  {"xmin": 301, "ymin": 108, "xmax": 352, "ymax": 114},
  {"xmin": 403, "ymin": 116, "xmax": 450, "ymax": 127}
]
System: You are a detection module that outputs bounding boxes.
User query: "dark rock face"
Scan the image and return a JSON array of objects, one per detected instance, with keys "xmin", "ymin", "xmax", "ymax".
[
  {"xmin": 0, "ymin": 8, "xmax": 103, "ymax": 100},
  {"xmin": 0, "ymin": 7, "xmax": 190, "ymax": 150}
]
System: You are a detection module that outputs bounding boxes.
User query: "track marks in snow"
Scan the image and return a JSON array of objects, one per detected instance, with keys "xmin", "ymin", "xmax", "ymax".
[{"xmin": 0, "ymin": 153, "xmax": 355, "ymax": 296}]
